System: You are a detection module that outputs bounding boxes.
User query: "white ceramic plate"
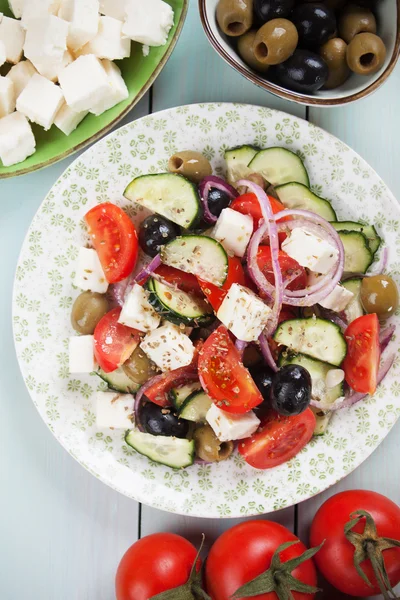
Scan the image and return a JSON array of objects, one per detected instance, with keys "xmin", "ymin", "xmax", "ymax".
[{"xmin": 13, "ymin": 103, "xmax": 400, "ymax": 518}]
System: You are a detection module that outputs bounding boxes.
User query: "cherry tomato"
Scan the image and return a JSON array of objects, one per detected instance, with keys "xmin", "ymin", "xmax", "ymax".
[
  {"xmin": 93, "ymin": 307, "xmax": 139, "ymax": 373},
  {"xmin": 154, "ymin": 264, "xmax": 203, "ymax": 296},
  {"xmin": 116, "ymin": 533, "xmax": 200, "ymax": 600},
  {"xmin": 342, "ymin": 313, "xmax": 380, "ymax": 394},
  {"xmin": 85, "ymin": 203, "xmax": 138, "ymax": 284},
  {"xmin": 198, "ymin": 325, "xmax": 263, "ymax": 413},
  {"xmin": 310, "ymin": 490, "xmax": 400, "ymax": 597},
  {"xmin": 198, "ymin": 256, "xmax": 247, "ymax": 311},
  {"xmin": 230, "ymin": 193, "xmax": 286, "ymax": 226},
  {"xmin": 257, "ymin": 246, "xmax": 307, "ymax": 292},
  {"xmin": 238, "ymin": 408, "xmax": 316, "ymax": 469}
]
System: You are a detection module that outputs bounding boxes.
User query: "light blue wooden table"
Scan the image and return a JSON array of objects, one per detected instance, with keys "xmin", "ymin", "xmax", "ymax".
[{"xmin": 1, "ymin": 3, "xmax": 399, "ymax": 599}]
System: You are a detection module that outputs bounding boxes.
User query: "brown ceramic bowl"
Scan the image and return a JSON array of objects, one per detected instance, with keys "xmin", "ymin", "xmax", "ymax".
[{"xmin": 199, "ymin": 0, "xmax": 400, "ymax": 106}]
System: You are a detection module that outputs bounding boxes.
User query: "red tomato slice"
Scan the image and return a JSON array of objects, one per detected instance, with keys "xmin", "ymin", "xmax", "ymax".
[
  {"xmin": 198, "ymin": 325, "xmax": 263, "ymax": 414},
  {"xmin": 154, "ymin": 264, "xmax": 203, "ymax": 296},
  {"xmin": 238, "ymin": 408, "xmax": 316, "ymax": 469},
  {"xmin": 230, "ymin": 192, "xmax": 287, "ymax": 226},
  {"xmin": 342, "ymin": 313, "xmax": 380, "ymax": 394},
  {"xmin": 257, "ymin": 245, "xmax": 307, "ymax": 292},
  {"xmin": 94, "ymin": 307, "xmax": 140, "ymax": 373},
  {"xmin": 85, "ymin": 203, "xmax": 138, "ymax": 284},
  {"xmin": 198, "ymin": 256, "xmax": 247, "ymax": 311}
]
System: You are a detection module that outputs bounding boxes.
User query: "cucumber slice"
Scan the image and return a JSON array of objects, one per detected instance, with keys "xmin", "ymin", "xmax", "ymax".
[
  {"xmin": 125, "ymin": 430, "xmax": 195, "ymax": 468},
  {"xmin": 274, "ymin": 318, "xmax": 347, "ymax": 366},
  {"xmin": 161, "ymin": 235, "xmax": 228, "ymax": 286},
  {"xmin": 248, "ymin": 148, "xmax": 309, "ymax": 187},
  {"xmin": 331, "ymin": 221, "xmax": 381, "ymax": 254},
  {"xmin": 179, "ymin": 390, "xmax": 212, "ymax": 422},
  {"xmin": 225, "ymin": 145, "xmax": 260, "ymax": 185},
  {"xmin": 146, "ymin": 278, "xmax": 213, "ymax": 326},
  {"xmin": 124, "ymin": 173, "xmax": 201, "ymax": 229},
  {"xmin": 311, "ymin": 407, "xmax": 333, "ymax": 436},
  {"xmin": 276, "ymin": 182, "xmax": 336, "ymax": 221},
  {"xmin": 97, "ymin": 368, "xmax": 140, "ymax": 393},
  {"xmin": 169, "ymin": 382, "xmax": 201, "ymax": 410},
  {"xmin": 342, "ymin": 278, "xmax": 363, "ymax": 323},
  {"xmin": 339, "ymin": 231, "xmax": 373, "ymax": 273}
]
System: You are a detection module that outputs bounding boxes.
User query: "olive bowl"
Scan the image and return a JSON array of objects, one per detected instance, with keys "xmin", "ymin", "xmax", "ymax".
[{"xmin": 199, "ymin": 0, "xmax": 400, "ymax": 106}]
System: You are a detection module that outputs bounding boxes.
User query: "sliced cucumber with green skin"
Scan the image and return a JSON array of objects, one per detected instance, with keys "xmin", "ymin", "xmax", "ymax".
[
  {"xmin": 97, "ymin": 368, "xmax": 140, "ymax": 393},
  {"xmin": 342, "ymin": 278, "xmax": 363, "ymax": 323},
  {"xmin": 274, "ymin": 318, "xmax": 347, "ymax": 366},
  {"xmin": 124, "ymin": 173, "xmax": 201, "ymax": 229},
  {"xmin": 248, "ymin": 148, "xmax": 309, "ymax": 187},
  {"xmin": 331, "ymin": 221, "xmax": 381, "ymax": 254},
  {"xmin": 179, "ymin": 390, "xmax": 212, "ymax": 422},
  {"xmin": 161, "ymin": 235, "xmax": 228, "ymax": 287},
  {"xmin": 276, "ymin": 182, "xmax": 336, "ymax": 222},
  {"xmin": 125, "ymin": 430, "xmax": 195, "ymax": 468},
  {"xmin": 311, "ymin": 407, "xmax": 332, "ymax": 436},
  {"xmin": 225, "ymin": 145, "xmax": 260, "ymax": 185},
  {"xmin": 146, "ymin": 277, "xmax": 213, "ymax": 326},
  {"xmin": 339, "ymin": 231, "xmax": 373, "ymax": 274},
  {"xmin": 169, "ymin": 382, "xmax": 201, "ymax": 410}
]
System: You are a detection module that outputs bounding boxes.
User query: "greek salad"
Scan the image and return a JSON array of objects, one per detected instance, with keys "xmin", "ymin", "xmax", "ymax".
[{"xmin": 69, "ymin": 145, "xmax": 398, "ymax": 470}]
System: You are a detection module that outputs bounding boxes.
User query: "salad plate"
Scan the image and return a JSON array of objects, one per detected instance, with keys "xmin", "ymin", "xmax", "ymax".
[{"xmin": 13, "ymin": 103, "xmax": 400, "ymax": 518}]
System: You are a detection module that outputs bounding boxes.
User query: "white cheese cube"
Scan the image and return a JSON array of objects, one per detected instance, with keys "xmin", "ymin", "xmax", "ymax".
[
  {"xmin": 308, "ymin": 272, "xmax": 354, "ymax": 312},
  {"xmin": 96, "ymin": 391, "xmax": 135, "ymax": 429},
  {"xmin": 206, "ymin": 404, "xmax": 260, "ymax": 442},
  {"xmin": 59, "ymin": 55, "xmax": 110, "ymax": 113},
  {"xmin": 0, "ymin": 77, "xmax": 15, "ymax": 118},
  {"xmin": 281, "ymin": 228, "xmax": 339, "ymax": 274},
  {"xmin": 212, "ymin": 207, "xmax": 253, "ymax": 258},
  {"xmin": 0, "ymin": 16, "xmax": 25, "ymax": 64},
  {"xmin": 90, "ymin": 59, "xmax": 129, "ymax": 116},
  {"xmin": 69, "ymin": 335, "xmax": 95, "ymax": 373},
  {"xmin": 140, "ymin": 322, "xmax": 194, "ymax": 372},
  {"xmin": 37, "ymin": 49, "xmax": 74, "ymax": 83},
  {"xmin": 217, "ymin": 283, "xmax": 271, "ymax": 342},
  {"xmin": 78, "ymin": 16, "xmax": 130, "ymax": 60},
  {"xmin": 54, "ymin": 102, "xmax": 88, "ymax": 135},
  {"xmin": 16, "ymin": 73, "xmax": 64, "ymax": 130},
  {"xmin": 0, "ymin": 40, "xmax": 5, "ymax": 67},
  {"xmin": 119, "ymin": 283, "xmax": 161, "ymax": 333},
  {"xmin": 21, "ymin": 0, "xmax": 61, "ymax": 27},
  {"xmin": 0, "ymin": 111, "xmax": 36, "ymax": 166},
  {"xmin": 122, "ymin": 0, "xmax": 174, "ymax": 47},
  {"xmin": 59, "ymin": 0, "xmax": 99, "ymax": 51},
  {"xmin": 6, "ymin": 60, "xmax": 37, "ymax": 98},
  {"xmin": 9, "ymin": 0, "xmax": 25, "ymax": 19},
  {"xmin": 99, "ymin": 0, "xmax": 126, "ymax": 20},
  {"xmin": 23, "ymin": 15, "xmax": 68, "ymax": 80},
  {"xmin": 74, "ymin": 246, "xmax": 109, "ymax": 293}
]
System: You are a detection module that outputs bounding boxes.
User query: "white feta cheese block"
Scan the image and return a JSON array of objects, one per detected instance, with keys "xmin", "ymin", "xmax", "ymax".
[
  {"xmin": 0, "ymin": 77, "xmax": 15, "ymax": 118},
  {"xmin": 21, "ymin": 0, "xmax": 61, "ymax": 27},
  {"xmin": 78, "ymin": 16, "xmax": 130, "ymax": 60},
  {"xmin": 281, "ymin": 228, "xmax": 339, "ymax": 274},
  {"xmin": 206, "ymin": 404, "xmax": 260, "ymax": 442},
  {"xmin": 59, "ymin": 0, "xmax": 99, "ymax": 51},
  {"xmin": 9, "ymin": 0, "xmax": 25, "ymax": 18},
  {"xmin": 6, "ymin": 60, "xmax": 37, "ymax": 98},
  {"xmin": 74, "ymin": 246, "xmax": 109, "ymax": 293},
  {"xmin": 212, "ymin": 207, "xmax": 253, "ymax": 258},
  {"xmin": 54, "ymin": 102, "xmax": 88, "ymax": 135},
  {"xmin": 59, "ymin": 55, "xmax": 110, "ymax": 113},
  {"xmin": 99, "ymin": 0, "xmax": 126, "ymax": 20},
  {"xmin": 0, "ymin": 112, "xmax": 36, "ymax": 166},
  {"xmin": 23, "ymin": 15, "xmax": 68, "ymax": 80},
  {"xmin": 122, "ymin": 0, "xmax": 174, "ymax": 47},
  {"xmin": 0, "ymin": 40, "xmax": 5, "ymax": 66},
  {"xmin": 140, "ymin": 322, "xmax": 194, "ymax": 372},
  {"xmin": 17, "ymin": 73, "xmax": 64, "ymax": 130},
  {"xmin": 90, "ymin": 59, "xmax": 129, "ymax": 116},
  {"xmin": 119, "ymin": 283, "xmax": 160, "ymax": 333},
  {"xmin": 0, "ymin": 16, "xmax": 25, "ymax": 64},
  {"xmin": 308, "ymin": 272, "xmax": 354, "ymax": 312},
  {"xmin": 96, "ymin": 391, "xmax": 135, "ymax": 429},
  {"xmin": 69, "ymin": 335, "xmax": 95, "ymax": 373},
  {"xmin": 217, "ymin": 283, "xmax": 271, "ymax": 342}
]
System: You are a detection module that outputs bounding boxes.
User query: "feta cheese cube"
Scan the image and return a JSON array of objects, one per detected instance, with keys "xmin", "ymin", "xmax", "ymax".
[
  {"xmin": 9, "ymin": 0, "xmax": 25, "ymax": 19},
  {"xmin": 217, "ymin": 283, "xmax": 271, "ymax": 342},
  {"xmin": 74, "ymin": 246, "xmax": 109, "ymax": 293},
  {"xmin": 206, "ymin": 404, "xmax": 260, "ymax": 442},
  {"xmin": 78, "ymin": 16, "xmax": 130, "ymax": 60},
  {"xmin": 90, "ymin": 59, "xmax": 129, "ymax": 115},
  {"xmin": 119, "ymin": 283, "xmax": 161, "ymax": 333},
  {"xmin": 308, "ymin": 272, "xmax": 354, "ymax": 312},
  {"xmin": 122, "ymin": 0, "xmax": 174, "ymax": 47},
  {"xmin": 6, "ymin": 60, "xmax": 37, "ymax": 98},
  {"xmin": 59, "ymin": 0, "xmax": 99, "ymax": 51},
  {"xmin": 0, "ymin": 16, "xmax": 25, "ymax": 64},
  {"xmin": 54, "ymin": 102, "xmax": 88, "ymax": 135},
  {"xmin": 69, "ymin": 335, "xmax": 95, "ymax": 373},
  {"xmin": 21, "ymin": 0, "xmax": 61, "ymax": 27},
  {"xmin": 23, "ymin": 15, "xmax": 68, "ymax": 80},
  {"xmin": 212, "ymin": 207, "xmax": 253, "ymax": 257},
  {"xmin": 17, "ymin": 73, "xmax": 64, "ymax": 130},
  {"xmin": 99, "ymin": 0, "xmax": 126, "ymax": 20},
  {"xmin": 0, "ymin": 77, "xmax": 15, "ymax": 118},
  {"xmin": 59, "ymin": 55, "xmax": 110, "ymax": 113},
  {"xmin": 0, "ymin": 111, "xmax": 36, "ymax": 166},
  {"xmin": 96, "ymin": 391, "xmax": 135, "ymax": 429},
  {"xmin": 0, "ymin": 40, "xmax": 5, "ymax": 67},
  {"xmin": 281, "ymin": 228, "xmax": 339, "ymax": 274},
  {"xmin": 140, "ymin": 322, "xmax": 194, "ymax": 372}
]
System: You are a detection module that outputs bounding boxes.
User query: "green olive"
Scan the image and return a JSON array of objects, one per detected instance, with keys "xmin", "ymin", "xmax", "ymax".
[
  {"xmin": 254, "ymin": 19, "xmax": 298, "ymax": 66},
  {"xmin": 193, "ymin": 425, "xmax": 234, "ymax": 462},
  {"xmin": 168, "ymin": 151, "xmax": 212, "ymax": 184},
  {"xmin": 122, "ymin": 346, "xmax": 158, "ymax": 385},
  {"xmin": 216, "ymin": 0, "xmax": 253, "ymax": 37},
  {"xmin": 320, "ymin": 37, "xmax": 350, "ymax": 89},
  {"xmin": 360, "ymin": 275, "xmax": 399, "ymax": 320},
  {"xmin": 237, "ymin": 30, "xmax": 270, "ymax": 73},
  {"xmin": 71, "ymin": 291, "xmax": 109, "ymax": 334},
  {"xmin": 338, "ymin": 4, "xmax": 376, "ymax": 44},
  {"xmin": 346, "ymin": 32, "xmax": 386, "ymax": 75}
]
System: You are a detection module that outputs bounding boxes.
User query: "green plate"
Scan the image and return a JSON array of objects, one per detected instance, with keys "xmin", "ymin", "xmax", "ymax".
[{"xmin": 0, "ymin": 0, "xmax": 188, "ymax": 178}]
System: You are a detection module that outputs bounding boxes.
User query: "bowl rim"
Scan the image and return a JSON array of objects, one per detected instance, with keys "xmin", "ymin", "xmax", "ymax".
[{"xmin": 198, "ymin": 0, "xmax": 400, "ymax": 107}]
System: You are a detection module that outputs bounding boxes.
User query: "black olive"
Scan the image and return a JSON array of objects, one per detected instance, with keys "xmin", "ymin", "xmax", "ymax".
[
  {"xmin": 250, "ymin": 366, "xmax": 274, "ymax": 402},
  {"xmin": 254, "ymin": 0, "xmax": 295, "ymax": 24},
  {"xmin": 275, "ymin": 49, "xmax": 329, "ymax": 93},
  {"xmin": 207, "ymin": 187, "xmax": 232, "ymax": 217},
  {"xmin": 139, "ymin": 214, "xmax": 180, "ymax": 257},
  {"xmin": 271, "ymin": 364, "xmax": 312, "ymax": 416},
  {"xmin": 292, "ymin": 3, "xmax": 336, "ymax": 49},
  {"xmin": 140, "ymin": 401, "xmax": 189, "ymax": 438}
]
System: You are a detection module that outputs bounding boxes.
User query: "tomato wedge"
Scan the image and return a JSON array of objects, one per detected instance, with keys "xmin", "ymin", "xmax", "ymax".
[
  {"xmin": 85, "ymin": 203, "xmax": 138, "ymax": 284},
  {"xmin": 154, "ymin": 264, "xmax": 203, "ymax": 296},
  {"xmin": 230, "ymin": 193, "xmax": 286, "ymax": 225},
  {"xmin": 198, "ymin": 256, "xmax": 247, "ymax": 311},
  {"xmin": 257, "ymin": 245, "xmax": 307, "ymax": 292},
  {"xmin": 238, "ymin": 408, "xmax": 316, "ymax": 469},
  {"xmin": 342, "ymin": 313, "xmax": 380, "ymax": 394},
  {"xmin": 198, "ymin": 325, "xmax": 263, "ymax": 414},
  {"xmin": 94, "ymin": 307, "xmax": 140, "ymax": 373}
]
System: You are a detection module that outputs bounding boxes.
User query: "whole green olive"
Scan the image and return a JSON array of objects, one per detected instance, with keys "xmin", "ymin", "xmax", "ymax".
[
  {"xmin": 237, "ymin": 30, "xmax": 270, "ymax": 73},
  {"xmin": 338, "ymin": 4, "xmax": 376, "ymax": 44},
  {"xmin": 216, "ymin": 0, "xmax": 253, "ymax": 37},
  {"xmin": 360, "ymin": 275, "xmax": 399, "ymax": 320},
  {"xmin": 122, "ymin": 346, "xmax": 158, "ymax": 385},
  {"xmin": 71, "ymin": 291, "xmax": 109, "ymax": 335},
  {"xmin": 168, "ymin": 151, "xmax": 212, "ymax": 184},
  {"xmin": 193, "ymin": 425, "xmax": 234, "ymax": 462},
  {"xmin": 254, "ymin": 18, "xmax": 298, "ymax": 65},
  {"xmin": 346, "ymin": 32, "xmax": 386, "ymax": 75},
  {"xmin": 320, "ymin": 37, "xmax": 350, "ymax": 89}
]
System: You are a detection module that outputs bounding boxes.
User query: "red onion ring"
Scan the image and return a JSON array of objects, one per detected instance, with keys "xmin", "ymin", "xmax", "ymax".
[
  {"xmin": 259, "ymin": 332, "xmax": 278, "ymax": 372},
  {"xmin": 368, "ymin": 246, "xmax": 388, "ymax": 275},
  {"xmin": 235, "ymin": 339, "xmax": 248, "ymax": 357},
  {"xmin": 109, "ymin": 273, "xmax": 135, "ymax": 307},
  {"xmin": 199, "ymin": 176, "xmax": 238, "ymax": 224},
  {"xmin": 318, "ymin": 308, "xmax": 347, "ymax": 332},
  {"xmin": 380, "ymin": 323, "xmax": 395, "ymax": 353},
  {"xmin": 133, "ymin": 254, "xmax": 162, "ymax": 286}
]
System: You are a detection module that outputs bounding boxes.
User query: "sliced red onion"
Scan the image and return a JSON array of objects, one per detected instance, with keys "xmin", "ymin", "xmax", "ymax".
[
  {"xmin": 199, "ymin": 176, "xmax": 238, "ymax": 224},
  {"xmin": 368, "ymin": 246, "xmax": 388, "ymax": 275},
  {"xmin": 134, "ymin": 373, "xmax": 166, "ymax": 418},
  {"xmin": 380, "ymin": 323, "xmax": 396, "ymax": 353},
  {"xmin": 235, "ymin": 339, "xmax": 248, "ymax": 357},
  {"xmin": 134, "ymin": 254, "xmax": 162, "ymax": 286},
  {"xmin": 259, "ymin": 332, "xmax": 278, "ymax": 372},
  {"xmin": 109, "ymin": 273, "xmax": 134, "ymax": 307},
  {"xmin": 247, "ymin": 221, "xmax": 275, "ymax": 301},
  {"xmin": 318, "ymin": 308, "xmax": 347, "ymax": 332}
]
